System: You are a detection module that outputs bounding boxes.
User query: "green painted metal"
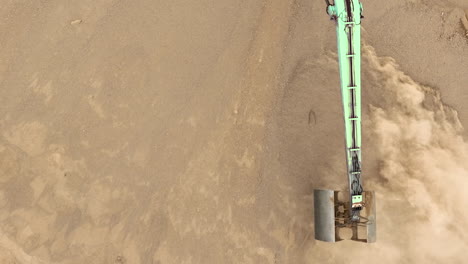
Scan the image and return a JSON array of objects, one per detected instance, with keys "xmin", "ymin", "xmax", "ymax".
[
  {"xmin": 327, "ymin": 0, "xmax": 364, "ymax": 216},
  {"xmin": 352, "ymin": 195, "xmax": 363, "ymax": 203},
  {"xmin": 314, "ymin": 1, "xmax": 377, "ymax": 243}
]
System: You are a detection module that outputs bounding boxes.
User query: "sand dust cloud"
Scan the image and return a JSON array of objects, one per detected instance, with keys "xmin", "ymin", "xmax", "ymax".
[
  {"xmin": 305, "ymin": 45, "xmax": 468, "ymax": 264},
  {"xmin": 1, "ymin": 1, "xmax": 467, "ymax": 263}
]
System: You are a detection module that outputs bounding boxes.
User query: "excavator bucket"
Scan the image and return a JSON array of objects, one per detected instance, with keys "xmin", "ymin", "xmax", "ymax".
[
  {"xmin": 314, "ymin": 189, "xmax": 337, "ymax": 242},
  {"xmin": 365, "ymin": 191, "xmax": 377, "ymax": 243},
  {"xmin": 314, "ymin": 189, "xmax": 376, "ymax": 243}
]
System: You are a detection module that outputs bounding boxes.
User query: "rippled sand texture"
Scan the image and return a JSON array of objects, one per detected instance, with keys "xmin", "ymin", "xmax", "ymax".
[{"xmin": 0, "ymin": 0, "xmax": 467, "ymax": 263}]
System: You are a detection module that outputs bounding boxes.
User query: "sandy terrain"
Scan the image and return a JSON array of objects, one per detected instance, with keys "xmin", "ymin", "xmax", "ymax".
[{"xmin": 0, "ymin": 0, "xmax": 467, "ymax": 263}]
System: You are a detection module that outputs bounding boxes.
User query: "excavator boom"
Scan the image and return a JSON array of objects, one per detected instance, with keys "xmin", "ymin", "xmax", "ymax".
[{"xmin": 313, "ymin": 0, "xmax": 376, "ymax": 243}]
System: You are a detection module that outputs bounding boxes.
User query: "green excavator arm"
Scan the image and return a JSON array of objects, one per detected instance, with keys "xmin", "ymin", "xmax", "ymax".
[{"xmin": 313, "ymin": 0, "xmax": 376, "ymax": 243}]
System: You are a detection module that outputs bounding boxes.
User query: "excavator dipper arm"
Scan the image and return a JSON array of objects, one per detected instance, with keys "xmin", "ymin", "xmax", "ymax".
[{"xmin": 313, "ymin": 0, "xmax": 376, "ymax": 243}]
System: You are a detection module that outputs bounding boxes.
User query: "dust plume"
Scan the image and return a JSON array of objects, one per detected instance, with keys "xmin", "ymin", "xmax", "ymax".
[{"xmin": 305, "ymin": 45, "xmax": 468, "ymax": 263}]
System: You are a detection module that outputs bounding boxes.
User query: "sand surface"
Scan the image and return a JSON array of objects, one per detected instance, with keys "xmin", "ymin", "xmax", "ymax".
[{"xmin": 1, "ymin": 0, "xmax": 468, "ymax": 263}]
